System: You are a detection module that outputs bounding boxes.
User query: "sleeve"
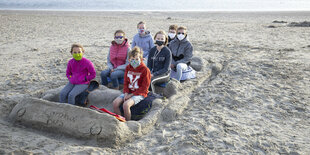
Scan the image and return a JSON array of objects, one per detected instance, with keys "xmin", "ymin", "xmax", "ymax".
[
  {"xmin": 86, "ymin": 60, "xmax": 96, "ymax": 81},
  {"xmin": 66, "ymin": 61, "xmax": 72, "ymax": 80},
  {"xmin": 123, "ymin": 66, "xmax": 130, "ymax": 94},
  {"xmin": 107, "ymin": 48, "xmax": 114, "ymax": 70},
  {"xmin": 147, "ymin": 48, "xmax": 153, "ymax": 72},
  {"xmin": 168, "ymin": 42, "xmax": 177, "ymax": 66},
  {"xmin": 153, "ymin": 48, "xmax": 172, "ymax": 76},
  {"xmin": 175, "ymin": 43, "xmax": 193, "ymax": 65},
  {"xmin": 149, "ymin": 36, "xmax": 155, "ymax": 51},
  {"xmin": 133, "ymin": 68, "xmax": 151, "ymax": 96},
  {"xmin": 115, "ymin": 47, "xmax": 130, "ymax": 71},
  {"xmin": 131, "ymin": 35, "xmax": 136, "ymax": 49}
]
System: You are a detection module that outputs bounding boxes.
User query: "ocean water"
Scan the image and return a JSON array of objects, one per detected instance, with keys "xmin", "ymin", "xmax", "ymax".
[{"xmin": 0, "ymin": 0, "xmax": 310, "ymax": 11}]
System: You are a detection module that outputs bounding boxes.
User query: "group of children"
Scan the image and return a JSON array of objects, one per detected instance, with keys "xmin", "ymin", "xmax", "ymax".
[{"xmin": 60, "ymin": 21, "xmax": 195, "ymax": 121}]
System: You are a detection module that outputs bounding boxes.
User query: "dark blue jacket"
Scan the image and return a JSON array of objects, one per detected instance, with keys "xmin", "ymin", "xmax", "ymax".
[{"xmin": 147, "ymin": 46, "xmax": 172, "ymax": 76}]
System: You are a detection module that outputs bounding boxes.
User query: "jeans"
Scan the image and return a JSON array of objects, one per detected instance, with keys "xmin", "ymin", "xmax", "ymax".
[
  {"xmin": 176, "ymin": 63, "xmax": 188, "ymax": 81},
  {"xmin": 59, "ymin": 82, "xmax": 88, "ymax": 105},
  {"xmin": 100, "ymin": 69, "xmax": 125, "ymax": 88}
]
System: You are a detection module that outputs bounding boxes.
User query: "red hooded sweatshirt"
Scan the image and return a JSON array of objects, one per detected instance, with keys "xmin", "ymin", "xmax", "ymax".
[{"xmin": 123, "ymin": 61, "xmax": 151, "ymax": 97}]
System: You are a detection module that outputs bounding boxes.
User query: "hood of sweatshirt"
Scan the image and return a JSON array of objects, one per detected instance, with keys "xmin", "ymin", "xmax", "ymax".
[{"xmin": 139, "ymin": 31, "xmax": 152, "ymax": 38}]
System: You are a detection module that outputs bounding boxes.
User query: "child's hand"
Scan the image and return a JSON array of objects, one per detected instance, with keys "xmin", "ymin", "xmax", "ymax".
[{"xmin": 124, "ymin": 93, "xmax": 132, "ymax": 101}]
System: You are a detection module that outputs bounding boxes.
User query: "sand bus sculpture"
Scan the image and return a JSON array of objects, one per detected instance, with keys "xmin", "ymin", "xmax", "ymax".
[{"xmin": 8, "ymin": 56, "xmax": 222, "ymax": 147}]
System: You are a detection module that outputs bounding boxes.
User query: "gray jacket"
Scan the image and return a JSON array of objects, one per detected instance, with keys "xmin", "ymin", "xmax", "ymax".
[
  {"xmin": 131, "ymin": 31, "xmax": 154, "ymax": 58},
  {"xmin": 168, "ymin": 35, "xmax": 193, "ymax": 66}
]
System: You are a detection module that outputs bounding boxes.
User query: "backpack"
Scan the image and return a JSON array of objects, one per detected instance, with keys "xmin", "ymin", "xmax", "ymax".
[
  {"xmin": 75, "ymin": 80, "xmax": 99, "ymax": 107},
  {"xmin": 119, "ymin": 92, "xmax": 158, "ymax": 120}
]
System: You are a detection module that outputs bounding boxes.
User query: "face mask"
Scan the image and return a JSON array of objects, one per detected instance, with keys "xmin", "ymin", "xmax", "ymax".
[
  {"xmin": 73, "ymin": 53, "xmax": 83, "ymax": 61},
  {"xmin": 130, "ymin": 59, "xmax": 141, "ymax": 68},
  {"xmin": 138, "ymin": 28, "xmax": 145, "ymax": 34},
  {"xmin": 168, "ymin": 33, "xmax": 176, "ymax": 39},
  {"xmin": 115, "ymin": 38, "xmax": 123, "ymax": 44},
  {"xmin": 155, "ymin": 40, "xmax": 165, "ymax": 46},
  {"xmin": 177, "ymin": 34, "xmax": 185, "ymax": 40}
]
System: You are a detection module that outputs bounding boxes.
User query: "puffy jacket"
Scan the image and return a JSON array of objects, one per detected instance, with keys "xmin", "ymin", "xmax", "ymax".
[{"xmin": 107, "ymin": 39, "xmax": 130, "ymax": 71}]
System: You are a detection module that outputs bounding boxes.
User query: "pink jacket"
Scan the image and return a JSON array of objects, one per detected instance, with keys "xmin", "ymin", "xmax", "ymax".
[
  {"xmin": 108, "ymin": 39, "xmax": 129, "ymax": 70},
  {"xmin": 66, "ymin": 57, "xmax": 96, "ymax": 85}
]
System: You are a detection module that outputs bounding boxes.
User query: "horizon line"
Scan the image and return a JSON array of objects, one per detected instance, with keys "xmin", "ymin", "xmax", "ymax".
[{"xmin": 1, "ymin": 8, "xmax": 310, "ymax": 12}]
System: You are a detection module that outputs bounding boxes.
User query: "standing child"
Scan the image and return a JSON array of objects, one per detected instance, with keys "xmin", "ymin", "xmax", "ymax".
[
  {"xmin": 59, "ymin": 44, "xmax": 96, "ymax": 105},
  {"xmin": 112, "ymin": 46, "xmax": 151, "ymax": 121},
  {"xmin": 131, "ymin": 21, "xmax": 154, "ymax": 61}
]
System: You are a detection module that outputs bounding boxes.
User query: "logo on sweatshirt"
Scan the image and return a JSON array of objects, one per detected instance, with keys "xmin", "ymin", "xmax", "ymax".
[{"xmin": 127, "ymin": 71, "xmax": 141, "ymax": 91}]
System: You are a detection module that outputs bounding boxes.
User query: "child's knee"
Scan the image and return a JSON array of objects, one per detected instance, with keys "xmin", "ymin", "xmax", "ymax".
[
  {"xmin": 123, "ymin": 100, "xmax": 134, "ymax": 110},
  {"xmin": 113, "ymin": 98, "xmax": 122, "ymax": 107},
  {"xmin": 101, "ymin": 70, "xmax": 109, "ymax": 77}
]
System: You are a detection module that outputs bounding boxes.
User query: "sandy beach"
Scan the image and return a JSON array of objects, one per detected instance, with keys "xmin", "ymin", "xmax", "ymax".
[{"xmin": 0, "ymin": 10, "xmax": 309, "ymax": 154}]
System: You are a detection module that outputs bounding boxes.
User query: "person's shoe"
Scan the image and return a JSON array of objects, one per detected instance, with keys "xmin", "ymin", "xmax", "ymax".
[{"xmin": 112, "ymin": 86, "xmax": 119, "ymax": 90}]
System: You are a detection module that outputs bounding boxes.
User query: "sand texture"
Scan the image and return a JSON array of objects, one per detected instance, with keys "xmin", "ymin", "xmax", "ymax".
[{"xmin": 0, "ymin": 11, "xmax": 309, "ymax": 154}]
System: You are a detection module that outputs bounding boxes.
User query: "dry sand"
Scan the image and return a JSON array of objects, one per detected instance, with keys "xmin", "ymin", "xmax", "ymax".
[{"xmin": 0, "ymin": 10, "xmax": 309, "ymax": 154}]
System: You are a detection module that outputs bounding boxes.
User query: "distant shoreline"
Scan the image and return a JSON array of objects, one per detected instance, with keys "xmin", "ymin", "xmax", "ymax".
[{"xmin": 1, "ymin": 9, "xmax": 310, "ymax": 13}]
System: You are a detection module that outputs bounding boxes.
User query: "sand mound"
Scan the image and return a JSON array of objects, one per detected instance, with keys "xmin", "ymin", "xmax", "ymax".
[{"xmin": 8, "ymin": 59, "xmax": 214, "ymax": 147}]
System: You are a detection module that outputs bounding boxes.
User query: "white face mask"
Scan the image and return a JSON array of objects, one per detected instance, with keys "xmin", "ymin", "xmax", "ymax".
[
  {"xmin": 177, "ymin": 34, "xmax": 185, "ymax": 40},
  {"xmin": 115, "ymin": 38, "xmax": 123, "ymax": 44},
  {"xmin": 168, "ymin": 33, "xmax": 176, "ymax": 39}
]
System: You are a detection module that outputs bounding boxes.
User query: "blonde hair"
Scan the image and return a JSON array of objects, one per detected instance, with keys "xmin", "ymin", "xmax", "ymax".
[
  {"xmin": 129, "ymin": 46, "xmax": 143, "ymax": 59},
  {"xmin": 70, "ymin": 44, "xmax": 84, "ymax": 53},
  {"xmin": 177, "ymin": 26, "xmax": 187, "ymax": 31},
  {"xmin": 154, "ymin": 30, "xmax": 168, "ymax": 46}
]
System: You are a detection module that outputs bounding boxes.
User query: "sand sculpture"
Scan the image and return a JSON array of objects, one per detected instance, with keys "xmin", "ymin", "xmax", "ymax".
[{"xmin": 8, "ymin": 57, "xmax": 222, "ymax": 147}]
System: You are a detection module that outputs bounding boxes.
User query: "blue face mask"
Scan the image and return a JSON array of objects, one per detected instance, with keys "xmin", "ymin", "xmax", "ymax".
[{"xmin": 130, "ymin": 59, "xmax": 141, "ymax": 68}]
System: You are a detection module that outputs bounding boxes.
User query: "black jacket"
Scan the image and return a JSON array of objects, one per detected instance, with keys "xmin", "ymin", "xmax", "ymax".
[{"xmin": 147, "ymin": 46, "xmax": 172, "ymax": 76}]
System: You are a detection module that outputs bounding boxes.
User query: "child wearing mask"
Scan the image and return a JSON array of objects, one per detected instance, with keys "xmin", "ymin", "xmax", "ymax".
[
  {"xmin": 168, "ymin": 26, "xmax": 196, "ymax": 81},
  {"xmin": 112, "ymin": 46, "xmax": 151, "ymax": 121},
  {"xmin": 131, "ymin": 21, "xmax": 154, "ymax": 61},
  {"xmin": 100, "ymin": 30, "xmax": 130, "ymax": 90},
  {"xmin": 147, "ymin": 30, "xmax": 172, "ymax": 94},
  {"xmin": 167, "ymin": 24, "xmax": 178, "ymax": 46},
  {"xmin": 60, "ymin": 44, "xmax": 96, "ymax": 105}
]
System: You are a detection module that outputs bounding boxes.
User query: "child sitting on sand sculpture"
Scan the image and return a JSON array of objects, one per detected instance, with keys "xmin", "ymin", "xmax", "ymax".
[
  {"xmin": 112, "ymin": 47, "xmax": 151, "ymax": 121},
  {"xmin": 100, "ymin": 30, "xmax": 130, "ymax": 90},
  {"xmin": 131, "ymin": 21, "xmax": 154, "ymax": 62},
  {"xmin": 147, "ymin": 30, "xmax": 172, "ymax": 94},
  {"xmin": 168, "ymin": 26, "xmax": 195, "ymax": 81},
  {"xmin": 167, "ymin": 24, "xmax": 178, "ymax": 46},
  {"xmin": 59, "ymin": 44, "xmax": 96, "ymax": 105}
]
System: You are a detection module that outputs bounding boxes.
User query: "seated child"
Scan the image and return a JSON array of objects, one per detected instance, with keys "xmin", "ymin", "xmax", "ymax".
[
  {"xmin": 167, "ymin": 24, "xmax": 178, "ymax": 46},
  {"xmin": 112, "ymin": 46, "xmax": 151, "ymax": 121},
  {"xmin": 131, "ymin": 21, "xmax": 154, "ymax": 62},
  {"xmin": 147, "ymin": 30, "xmax": 172, "ymax": 94},
  {"xmin": 100, "ymin": 30, "xmax": 130, "ymax": 90},
  {"xmin": 168, "ymin": 26, "xmax": 196, "ymax": 81},
  {"xmin": 59, "ymin": 44, "xmax": 96, "ymax": 105}
]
